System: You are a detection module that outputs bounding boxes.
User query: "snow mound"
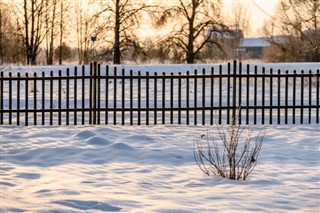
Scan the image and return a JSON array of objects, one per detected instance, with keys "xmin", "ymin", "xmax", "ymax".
[
  {"xmin": 74, "ymin": 130, "xmax": 96, "ymax": 139},
  {"xmin": 85, "ymin": 136, "xmax": 112, "ymax": 146}
]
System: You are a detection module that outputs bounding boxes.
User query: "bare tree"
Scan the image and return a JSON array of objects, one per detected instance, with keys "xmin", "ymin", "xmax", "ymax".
[
  {"xmin": 74, "ymin": 0, "xmax": 100, "ymax": 64},
  {"xmin": 0, "ymin": 3, "xmax": 24, "ymax": 64},
  {"xmin": 156, "ymin": 0, "xmax": 225, "ymax": 64},
  {"xmin": 229, "ymin": 1, "xmax": 249, "ymax": 60},
  {"xmin": 264, "ymin": 0, "xmax": 320, "ymax": 62},
  {"xmin": 0, "ymin": 5, "xmax": 4, "ymax": 64},
  {"xmin": 57, "ymin": 0, "xmax": 69, "ymax": 65},
  {"xmin": 45, "ymin": 0, "xmax": 59, "ymax": 65},
  {"xmin": 12, "ymin": 0, "xmax": 48, "ymax": 65},
  {"xmin": 95, "ymin": 0, "xmax": 149, "ymax": 64}
]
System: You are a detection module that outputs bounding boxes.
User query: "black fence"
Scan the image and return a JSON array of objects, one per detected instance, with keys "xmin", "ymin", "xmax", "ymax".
[{"xmin": 0, "ymin": 61, "xmax": 319, "ymax": 126}]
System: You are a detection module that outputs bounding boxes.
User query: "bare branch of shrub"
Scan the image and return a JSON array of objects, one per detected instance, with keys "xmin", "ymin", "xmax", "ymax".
[{"xmin": 194, "ymin": 124, "xmax": 264, "ymax": 180}]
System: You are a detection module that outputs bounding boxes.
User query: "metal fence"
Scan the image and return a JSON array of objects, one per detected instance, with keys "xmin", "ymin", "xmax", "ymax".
[{"xmin": 0, "ymin": 61, "xmax": 319, "ymax": 126}]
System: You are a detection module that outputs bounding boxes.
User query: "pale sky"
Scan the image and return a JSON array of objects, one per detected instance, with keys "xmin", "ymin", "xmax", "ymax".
[{"xmin": 222, "ymin": 0, "xmax": 280, "ymax": 37}]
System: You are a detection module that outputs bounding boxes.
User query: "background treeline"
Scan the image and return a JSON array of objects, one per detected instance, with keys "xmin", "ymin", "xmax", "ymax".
[{"xmin": 0, "ymin": 0, "xmax": 319, "ymax": 65}]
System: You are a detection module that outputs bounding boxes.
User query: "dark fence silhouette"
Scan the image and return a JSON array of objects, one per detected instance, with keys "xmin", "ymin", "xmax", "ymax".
[{"xmin": 0, "ymin": 61, "xmax": 319, "ymax": 126}]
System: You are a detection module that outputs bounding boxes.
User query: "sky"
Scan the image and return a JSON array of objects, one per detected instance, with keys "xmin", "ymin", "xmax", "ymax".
[
  {"xmin": 222, "ymin": 0, "xmax": 280, "ymax": 37},
  {"xmin": 2, "ymin": 0, "xmax": 280, "ymax": 38}
]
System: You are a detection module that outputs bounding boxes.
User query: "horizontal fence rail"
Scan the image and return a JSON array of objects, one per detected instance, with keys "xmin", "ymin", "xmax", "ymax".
[{"xmin": 0, "ymin": 61, "xmax": 319, "ymax": 126}]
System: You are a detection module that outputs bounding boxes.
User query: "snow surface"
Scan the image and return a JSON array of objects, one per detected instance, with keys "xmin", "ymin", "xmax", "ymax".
[
  {"xmin": 1, "ymin": 125, "xmax": 319, "ymax": 212},
  {"xmin": 1, "ymin": 62, "xmax": 320, "ymax": 212},
  {"xmin": 1, "ymin": 62, "xmax": 319, "ymax": 75}
]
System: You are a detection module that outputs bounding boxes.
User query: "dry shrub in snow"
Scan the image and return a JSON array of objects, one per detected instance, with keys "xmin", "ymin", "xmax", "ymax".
[{"xmin": 193, "ymin": 124, "xmax": 264, "ymax": 180}]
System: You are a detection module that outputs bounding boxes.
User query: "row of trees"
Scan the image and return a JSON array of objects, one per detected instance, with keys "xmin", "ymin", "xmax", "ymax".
[
  {"xmin": 263, "ymin": 0, "xmax": 319, "ymax": 62},
  {"xmin": 0, "ymin": 0, "xmax": 319, "ymax": 65}
]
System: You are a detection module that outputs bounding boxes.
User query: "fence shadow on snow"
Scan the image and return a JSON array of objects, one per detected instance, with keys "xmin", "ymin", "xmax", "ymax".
[{"xmin": 0, "ymin": 61, "xmax": 319, "ymax": 126}]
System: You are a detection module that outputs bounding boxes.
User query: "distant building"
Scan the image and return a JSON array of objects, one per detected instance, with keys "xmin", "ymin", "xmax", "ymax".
[
  {"xmin": 209, "ymin": 29, "xmax": 244, "ymax": 40},
  {"xmin": 208, "ymin": 29, "xmax": 244, "ymax": 59},
  {"xmin": 237, "ymin": 38, "xmax": 270, "ymax": 59}
]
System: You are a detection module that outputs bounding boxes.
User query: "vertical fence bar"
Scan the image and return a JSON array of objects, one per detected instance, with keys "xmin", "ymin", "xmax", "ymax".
[
  {"xmin": 97, "ymin": 64, "xmax": 101, "ymax": 125},
  {"xmin": 269, "ymin": 69, "xmax": 273, "ymax": 125},
  {"xmin": 238, "ymin": 62, "xmax": 242, "ymax": 124},
  {"xmin": 130, "ymin": 70, "xmax": 133, "ymax": 125},
  {"xmin": 277, "ymin": 69, "xmax": 281, "ymax": 124},
  {"xmin": 227, "ymin": 63, "xmax": 230, "ymax": 124},
  {"xmin": 194, "ymin": 69, "xmax": 198, "ymax": 125},
  {"xmin": 0, "ymin": 72, "xmax": 3, "ymax": 125},
  {"xmin": 293, "ymin": 70, "xmax": 296, "ymax": 124},
  {"xmin": 146, "ymin": 72, "xmax": 150, "ymax": 125},
  {"xmin": 89, "ymin": 64, "xmax": 93, "ymax": 124},
  {"xmin": 50, "ymin": 71, "xmax": 53, "ymax": 125},
  {"xmin": 8, "ymin": 73, "xmax": 12, "ymax": 125},
  {"xmin": 25, "ymin": 72, "xmax": 29, "ymax": 126},
  {"xmin": 219, "ymin": 65, "xmax": 222, "ymax": 125},
  {"xmin": 93, "ymin": 63, "xmax": 97, "ymax": 125},
  {"xmin": 308, "ymin": 70, "xmax": 312, "ymax": 124},
  {"xmin": 105, "ymin": 66, "xmax": 109, "ymax": 124},
  {"xmin": 178, "ymin": 72, "xmax": 182, "ymax": 125},
  {"xmin": 170, "ymin": 73, "xmax": 174, "ymax": 124},
  {"xmin": 138, "ymin": 71, "xmax": 141, "ymax": 125},
  {"xmin": 17, "ymin": 73, "xmax": 21, "ymax": 125},
  {"xmin": 262, "ymin": 68, "xmax": 265, "ymax": 124},
  {"xmin": 186, "ymin": 71, "xmax": 190, "ymax": 125},
  {"xmin": 122, "ymin": 69, "xmax": 125, "ymax": 125},
  {"xmin": 317, "ymin": 70, "xmax": 319, "ymax": 124},
  {"xmin": 66, "ymin": 68, "xmax": 70, "ymax": 125},
  {"xmin": 246, "ymin": 65, "xmax": 250, "ymax": 124},
  {"xmin": 162, "ymin": 72, "xmax": 165, "ymax": 124},
  {"xmin": 58, "ymin": 70, "xmax": 62, "ymax": 125},
  {"xmin": 81, "ymin": 66, "xmax": 85, "ymax": 125},
  {"xmin": 129, "ymin": 70, "xmax": 133, "ymax": 125},
  {"xmin": 113, "ymin": 67, "xmax": 117, "ymax": 125},
  {"xmin": 154, "ymin": 72, "xmax": 158, "ymax": 125},
  {"xmin": 301, "ymin": 71, "xmax": 304, "ymax": 124},
  {"xmin": 232, "ymin": 61, "xmax": 237, "ymax": 124},
  {"xmin": 74, "ymin": 67, "xmax": 78, "ymax": 125},
  {"xmin": 41, "ymin": 72, "xmax": 45, "ymax": 125},
  {"xmin": 285, "ymin": 71, "xmax": 289, "ymax": 124},
  {"xmin": 202, "ymin": 68, "xmax": 206, "ymax": 125},
  {"xmin": 254, "ymin": 66, "xmax": 257, "ymax": 125},
  {"xmin": 210, "ymin": 68, "xmax": 214, "ymax": 125},
  {"xmin": 33, "ymin": 72, "xmax": 37, "ymax": 125}
]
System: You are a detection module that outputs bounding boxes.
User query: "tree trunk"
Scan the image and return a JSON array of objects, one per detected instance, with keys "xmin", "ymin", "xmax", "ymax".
[
  {"xmin": 187, "ymin": 16, "xmax": 195, "ymax": 64},
  {"xmin": 113, "ymin": 0, "xmax": 121, "ymax": 64},
  {"xmin": 59, "ymin": 0, "xmax": 63, "ymax": 65}
]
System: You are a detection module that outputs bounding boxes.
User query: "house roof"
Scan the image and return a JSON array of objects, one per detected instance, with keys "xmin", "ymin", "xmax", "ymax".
[
  {"xmin": 239, "ymin": 38, "xmax": 270, "ymax": 48},
  {"xmin": 209, "ymin": 29, "xmax": 244, "ymax": 39}
]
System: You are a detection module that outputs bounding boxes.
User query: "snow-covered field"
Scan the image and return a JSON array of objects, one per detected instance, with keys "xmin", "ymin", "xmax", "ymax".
[
  {"xmin": 1, "ymin": 124, "xmax": 319, "ymax": 212},
  {"xmin": 1, "ymin": 62, "xmax": 320, "ymax": 212}
]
